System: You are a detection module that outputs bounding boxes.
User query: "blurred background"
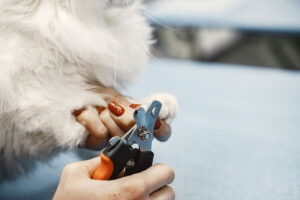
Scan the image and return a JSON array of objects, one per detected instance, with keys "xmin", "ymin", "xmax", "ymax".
[
  {"xmin": 143, "ymin": 0, "xmax": 300, "ymax": 70},
  {"xmin": 1, "ymin": 1, "xmax": 300, "ymax": 200},
  {"xmin": 139, "ymin": 1, "xmax": 300, "ymax": 199}
]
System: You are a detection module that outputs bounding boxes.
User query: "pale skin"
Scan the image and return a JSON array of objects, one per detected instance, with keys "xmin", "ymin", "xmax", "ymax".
[
  {"xmin": 76, "ymin": 88, "xmax": 172, "ymax": 149},
  {"xmin": 53, "ymin": 90, "xmax": 175, "ymax": 200},
  {"xmin": 53, "ymin": 159, "xmax": 175, "ymax": 200}
]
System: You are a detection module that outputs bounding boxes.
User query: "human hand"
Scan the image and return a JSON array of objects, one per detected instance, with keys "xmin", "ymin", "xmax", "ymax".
[
  {"xmin": 53, "ymin": 157, "xmax": 175, "ymax": 200},
  {"xmin": 73, "ymin": 99, "xmax": 172, "ymax": 149}
]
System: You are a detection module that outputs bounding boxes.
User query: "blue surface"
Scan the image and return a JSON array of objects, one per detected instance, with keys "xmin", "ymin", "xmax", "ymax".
[
  {"xmin": 1, "ymin": 59, "xmax": 300, "ymax": 199},
  {"xmin": 145, "ymin": 0, "xmax": 300, "ymax": 34}
]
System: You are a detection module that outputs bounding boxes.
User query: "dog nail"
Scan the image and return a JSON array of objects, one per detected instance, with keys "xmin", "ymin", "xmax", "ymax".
[
  {"xmin": 95, "ymin": 106, "xmax": 106, "ymax": 114},
  {"xmin": 108, "ymin": 102, "xmax": 125, "ymax": 117},
  {"xmin": 129, "ymin": 104, "xmax": 141, "ymax": 109},
  {"xmin": 72, "ymin": 108, "xmax": 85, "ymax": 117},
  {"xmin": 154, "ymin": 119, "xmax": 162, "ymax": 130}
]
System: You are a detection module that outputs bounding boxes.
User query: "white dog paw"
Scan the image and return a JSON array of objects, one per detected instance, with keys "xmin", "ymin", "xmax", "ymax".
[{"xmin": 141, "ymin": 93, "xmax": 179, "ymax": 123}]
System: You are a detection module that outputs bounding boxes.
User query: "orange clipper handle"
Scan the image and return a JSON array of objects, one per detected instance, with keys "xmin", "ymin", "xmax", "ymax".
[{"xmin": 92, "ymin": 153, "xmax": 114, "ymax": 180}]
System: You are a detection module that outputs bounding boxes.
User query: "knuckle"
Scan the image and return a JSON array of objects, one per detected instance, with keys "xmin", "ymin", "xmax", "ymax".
[
  {"xmin": 77, "ymin": 109, "xmax": 92, "ymax": 120},
  {"xmin": 94, "ymin": 124, "xmax": 108, "ymax": 137},
  {"xmin": 122, "ymin": 116, "xmax": 132, "ymax": 125},
  {"xmin": 62, "ymin": 163, "xmax": 79, "ymax": 175},
  {"xmin": 157, "ymin": 164, "xmax": 175, "ymax": 181},
  {"xmin": 121, "ymin": 119, "xmax": 135, "ymax": 129},
  {"xmin": 164, "ymin": 186, "xmax": 176, "ymax": 200},
  {"xmin": 99, "ymin": 110, "xmax": 111, "ymax": 123},
  {"xmin": 166, "ymin": 167, "xmax": 175, "ymax": 181}
]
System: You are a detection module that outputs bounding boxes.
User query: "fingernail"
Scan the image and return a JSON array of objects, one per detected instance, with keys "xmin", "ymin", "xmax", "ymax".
[
  {"xmin": 108, "ymin": 101, "xmax": 125, "ymax": 117},
  {"xmin": 72, "ymin": 108, "xmax": 85, "ymax": 117},
  {"xmin": 154, "ymin": 119, "xmax": 162, "ymax": 130},
  {"xmin": 95, "ymin": 106, "xmax": 106, "ymax": 114},
  {"xmin": 129, "ymin": 104, "xmax": 141, "ymax": 109}
]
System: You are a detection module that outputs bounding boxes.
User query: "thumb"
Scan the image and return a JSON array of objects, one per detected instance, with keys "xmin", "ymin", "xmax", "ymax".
[{"xmin": 77, "ymin": 157, "xmax": 101, "ymax": 177}]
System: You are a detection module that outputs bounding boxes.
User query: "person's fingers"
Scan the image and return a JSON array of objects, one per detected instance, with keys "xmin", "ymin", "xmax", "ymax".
[
  {"xmin": 117, "ymin": 164, "xmax": 175, "ymax": 195},
  {"xmin": 126, "ymin": 101, "xmax": 172, "ymax": 141},
  {"xmin": 62, "ymin": 157, "xmax": 100, "ymax": 179},
  {"xmin": 148, "ymin": 186, "xmax": 175, "ymax": 200},
  {"xmin": 107, "ymin": 101, "xmax": 172, "ymax": 141},
  {"xmin": 74, "ymin": 104, "xmax": 172, "ymax": 144},
  {"xmin": 85, "ymin": 133, "xmax": 106, "ymax": 149},
  {"xmin": 78, "ymin": 157, "xmax": 101, "ymax": 177},
  {"xmin": 75, "ymin": 107, "xmax": 108, "ymax": 138},
  {"xmin": 75, "ymin": 107, "xmax": 108, "ymax": 148},
  {"xmin": 99, "ymin": 109, "xmax": 125, "ymax": 137},
  {"xmin": 154, "ymin": 120, "xmax": 172, "ymax": 142},
  {"xmin": 107, "ymin": 101, "xmax": 136, "ymax": 131}
]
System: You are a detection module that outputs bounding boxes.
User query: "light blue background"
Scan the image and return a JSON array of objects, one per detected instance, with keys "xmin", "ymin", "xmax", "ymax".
[
  {"xmin": 1, "ymin": 59, "xmax": 300, "ymax": 199},
  {"xmin": 146, "ymin": 0, "xmax": 300, "ymax": 34}
]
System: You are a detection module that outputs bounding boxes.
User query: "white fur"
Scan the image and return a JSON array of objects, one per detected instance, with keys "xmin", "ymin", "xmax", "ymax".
[
  {"xmin": 0, "ymin": 0, "xmax": 178, "ymax": 176},
  {"xmin": 141, "ymin": 93, "xmax": 179, "ymax": 124}
]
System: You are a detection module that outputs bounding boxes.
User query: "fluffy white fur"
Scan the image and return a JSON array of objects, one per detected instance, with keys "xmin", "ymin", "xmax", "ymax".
[{"xmin": 0, "ymin": 0, "xmax": 178, "ymax": 177}]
